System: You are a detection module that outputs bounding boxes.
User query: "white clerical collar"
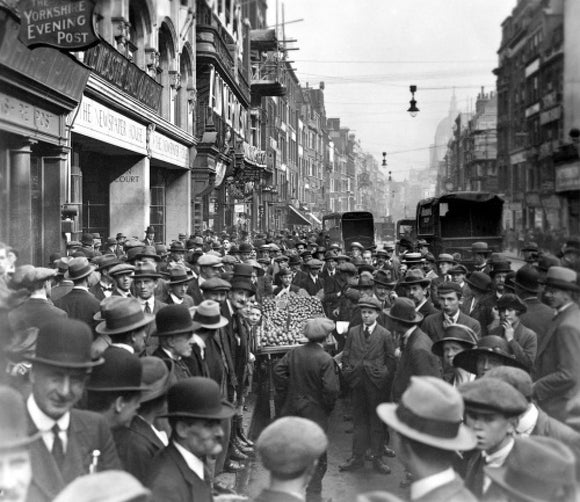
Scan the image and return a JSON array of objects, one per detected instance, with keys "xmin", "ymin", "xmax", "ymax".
[
  {"xmin": 410, "ymin": 467, "xmax": 455, "ymax": 500},
  {"xmin": 170, "ymin": 293, "xmax": 183, "ymax": 305},
  {"xmin": 173, "ymin": 441, "xmax": 205, "ymax": 480}
]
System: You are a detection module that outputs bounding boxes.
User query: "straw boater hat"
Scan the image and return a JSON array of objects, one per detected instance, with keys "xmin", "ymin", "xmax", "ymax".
[
  {"xmin": 377, "ymin": 376, "xmax": 477, "ymax": 451},
  {"xmin": 190, "ymin": 300, "xmax": 229, "ymax": 331}
]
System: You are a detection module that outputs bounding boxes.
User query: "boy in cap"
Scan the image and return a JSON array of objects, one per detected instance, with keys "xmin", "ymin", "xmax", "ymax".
[
  {"xmin": 23, "ymin": 319, "xmax": 120, "ymax": 502},
  {"xmin": 255, "ymin": 417, "xmax": 329, "ymax": 502},
  {"xmin": 274, "ymin": 318, "xmax": 340, "ymax": 502},
  {"xmin": 459, "ymin": 377, "xmax": 528, "ymax": 499},
  {"xmin": 109, "ymin": 263, "xmax": 135, "ymax": 298},
  {"xmin": 368, "ymin": 377, "xmax": 477, "ymax": 502},
  {"xmin": 340, "ymin": 297, "xmax": 396, "ymax": 474}
]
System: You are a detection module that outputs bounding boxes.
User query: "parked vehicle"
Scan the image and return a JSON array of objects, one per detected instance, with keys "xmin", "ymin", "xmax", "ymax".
[{"xmin": 322, "ymin": 211, "xmax": 375, "ymax": 250}]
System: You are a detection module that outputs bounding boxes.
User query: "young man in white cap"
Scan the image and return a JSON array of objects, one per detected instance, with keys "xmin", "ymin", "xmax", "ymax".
[
  {"xmin": 274, "ymin": 318, "xmax": 340, "ymax": 502},
  {"xmin": 255, "ymin": 417, "xmax": 329, "ymax": 502},
  {"xmin": 370, "ymin": 376, "xmax": 477, "ymax": 502}
]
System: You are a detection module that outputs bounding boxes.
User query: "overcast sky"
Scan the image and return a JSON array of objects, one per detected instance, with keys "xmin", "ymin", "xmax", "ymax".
[{"xmin": 266, "ymin": 0, "xmax": 516, "ymax": 181}]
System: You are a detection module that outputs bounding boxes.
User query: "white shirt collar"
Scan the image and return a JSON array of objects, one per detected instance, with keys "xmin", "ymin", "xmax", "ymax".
[
  {"xmin": 402, "ymin": 325, "xmax": 417, "ymax": 343},
  {"xmin": 173, "ymin": 440, "xmax": 205, "ymax": 480},
  {"xmin": 363, "ymin": 321, "xmax": 377, "ymax": 334},
  {"xmin": 482, "ymin": 438, "xmax": 514, "ymax": 492},
  {"xmin": 161, "ymin": 347, "xmax": 180, "ymax": 361},
  {"xmin": 140, "ymin": 297, "xmax": 154, "ymax": 310},
  {"xmin": 115, "ymin": 288, "xmax": 131, "ymax": 297},
  {"xmin": 170, "ymin": 293, "xmax": 183, "ymax": 305},
  {"xmin": 111, "ymin": 343, "xmax": 135, "ymax": 354},
  {"xmin": 415, "ymin": 298, "xmax": 427, "ymax": 311},
  {"xmin": 72, "ymin": 285, "xmax": 89, "ymax": 291},
  {"xmin": 445, "ymin": 310, "xmax": 460, "ymax": 324},
  {"xmin": 516, "ymin": 404, "xmax": 538, "ymax": 437},
  {"xmin": 410, "ymin": 467, "xmax": 456, "ymax": 500},
  {"xmin": 557, "ymin": 302, "xmax": 574, "ymax": 315},
  {"xmin": 27, "ymin": 394, "xmax": 70, "ymax": 451},
  {"xmin": 191, "ymin": 334, "xmax": 206, "ymax": 359}
]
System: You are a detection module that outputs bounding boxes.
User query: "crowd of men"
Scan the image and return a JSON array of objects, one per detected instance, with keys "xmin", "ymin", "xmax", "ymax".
[{"xmin": 0, "ymin": 228, "xmax": 580, "ymax": 502}]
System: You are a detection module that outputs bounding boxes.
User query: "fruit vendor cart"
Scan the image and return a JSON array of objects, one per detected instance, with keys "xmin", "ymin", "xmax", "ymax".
[{"xmin": 254, "ymin": 294, "xmax": 330, "ymax": 419}]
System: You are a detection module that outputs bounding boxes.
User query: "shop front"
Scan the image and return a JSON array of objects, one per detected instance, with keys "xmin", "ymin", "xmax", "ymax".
[{"xmin": 555, "ymin": 160, "xmax": 580, "ymax": 235}]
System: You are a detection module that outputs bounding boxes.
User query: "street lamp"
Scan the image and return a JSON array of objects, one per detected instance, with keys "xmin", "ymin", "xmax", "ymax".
[
  {"xmin": 382, "ymin": 152, "xmax": 387, "ymax": 167},
  {"xmin": 407, "ymin": 85, "xmax": 419, "ymax": 117}
]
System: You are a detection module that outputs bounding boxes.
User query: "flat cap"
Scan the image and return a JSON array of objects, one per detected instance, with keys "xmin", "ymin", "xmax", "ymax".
[
  {"xmin": 459, "ymin": 377, "xmax": 528, "ymax": 417},
  {"xmin": 109, "ymin": 263, "xmax": 135, "ymax": 277},
  {"xmin": 450, "ymin": 264, "xmax": 468, "ymax": 275},
  {"xmin": 306, "ymin": 259, "xmax": 323, "ymax": 269},
  {"xmin": 10, "ymin": 265, "xmax": 56, "ymax": 290},
  {"xmin": 200, "ymin": 277, "xmax": 231, "ymax": 292},
  {"xmin": 304, "ymin": 318, "xmax": 335, "ymax": 341},
  {"xmin": 338, "ymin": 262, "xmax": 357, "ymax": 275},
  {"xmin": 358, "ymin": 297, "xmax": 382, "ymax": 311},
  {"xmin": 437, "ymin": 281, "xmax": 462, "ymax": 296},
  {"xmin": 484, "ymin": 366, "xmax": 533, "ymax": 401},
  {"xmin": 257, "ymin": 417, "xmax": 328, "ymax": 476},
  {"xmin": 197, "ymin": 254, "xmax": 223, "ymax": 267}
]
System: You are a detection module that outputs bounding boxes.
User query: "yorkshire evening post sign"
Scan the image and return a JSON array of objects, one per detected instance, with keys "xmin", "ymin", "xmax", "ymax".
[{"xmin": 18, "ymin": 0, "xmax": 98, "ymax": 50}]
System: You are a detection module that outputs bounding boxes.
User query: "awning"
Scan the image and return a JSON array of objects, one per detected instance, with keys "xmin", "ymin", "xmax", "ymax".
[
  {"xmin": 288, "ymin": 205, "xmax": 312, "ymax": 226},
  {"xmin": 307, "ymin": 212, "xmax": 322, "ymax": 225}
]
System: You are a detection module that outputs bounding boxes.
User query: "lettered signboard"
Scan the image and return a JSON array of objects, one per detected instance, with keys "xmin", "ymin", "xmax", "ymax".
[{"xmin": 18, "ymin": 0, "xmax": 99, "ymax": 50}]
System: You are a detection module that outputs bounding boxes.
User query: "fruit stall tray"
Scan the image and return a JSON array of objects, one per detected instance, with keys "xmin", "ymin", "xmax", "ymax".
[{"xmin": 256, "ymin": 341, "xmax": 307, "ymax": 355}]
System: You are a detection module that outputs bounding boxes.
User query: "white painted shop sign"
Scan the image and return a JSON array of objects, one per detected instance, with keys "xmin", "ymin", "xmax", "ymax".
[
  {"xmin": 72, "ymin": 96, "xmax": 147, "ymax": 154},
  {"xmin": 150, "ymin": 131, "xmax": 189, "ymax": 168}
]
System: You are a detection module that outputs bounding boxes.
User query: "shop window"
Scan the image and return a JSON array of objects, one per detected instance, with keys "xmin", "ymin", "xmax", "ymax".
[
  {"xmin": 150, "ymin": 168, "xmax": 166, "ymax": 241},
  {"xmin": 82, "ymin": 158, "xmax": 110, "ymax": 238}
]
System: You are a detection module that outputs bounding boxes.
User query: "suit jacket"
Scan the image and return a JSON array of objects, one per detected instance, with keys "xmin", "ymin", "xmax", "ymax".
[
  {"xmin": 461, "ymin": 293, "xmax": 495, "ymax": 337},
  {"xmin": 114, "ymin": 415, "xmax": 166, "ymax": 485},
  {"xmin": 164, "ymin": 293, "xmax": 195, "ymax": 308},
  {"xmin": 8, "ymin": 297, "xmax": 67, "ymax": 331},
  {"xmin": 534, "ymin": 303, "xmax": 580, "ymax": 423},
  {"xmin": 489, "ymin": 322, "xmax": 537, "ymax": 370},
  {"xmin": 54, "ymin": 288, "xmax": 100, "ymax": 329},
  {"xmin": 143, "ymin": 299, "xmax": 167, "ymax": 354},
  {"xmin": 417, "ymin": 299, "xmax": 439, "ymax": 321},
  {"xmin": 295, "ymin": 274, "xmax": 325, "ymax": 297},
  {"xmin": 274, "ymin": 342, "xmax": 340, "ymax": 430},
  {"xmin": 520, "ymin": 296, "xmax": 553, "ymax": 349},
  {"xmin": 421, "ymin": 311, "xmax": 481, "ymax": 343},
  {"xmin": 253, "ymin": 489, "xmax": 304, "ymax": 502},
  {"xmin": 89, "ymin": 283, "xmax": 113, "ymax": 302},
  {"xmin": 26, "ymin": 409, "xmax": 121, "ymax": 502},
  {"xmin": 342, "ymin": 324, "xmax": 396, "ymax": 391},
  {"xmin": 391, "ymin": 327, "xmax": 442, "ymax": 402},
  {"xmin": 50, "ymin": 281, "xmax": 74, "ymax": 302},
  {"xmin": 149, "ymin": 443, "xmax": 212, "ymax": 502},
  {"xmin": 186, "ymin": 279, "xmax": 204, "ymax": 305},
  {"xmin": 152, "ymin": 347, "xmax": 192, "ymax": 382}
]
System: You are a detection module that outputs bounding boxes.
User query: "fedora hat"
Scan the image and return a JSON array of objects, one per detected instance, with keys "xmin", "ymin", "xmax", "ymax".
[
  {"xmin": 229, "ymin": 277, "xmax": 256, "ymax": 295},
  {"xmin": 386, "ymin": 298, "xmax": 423, "ymax": 325},
  {"xmin": 485, "ymin": 437, "xmax": 576, "ymax": 502},
  {"xmin": 373, "ymin": 270, "xmax": 396, "ymax": 287},
  {"xmin": 167, "ymin": 266, "xmax": 193, "ymax": 285},
  {"xmin": 453, "ymin": 335, "xmax": 527, "ymax": 374},
  {"xmin": 155, "ymin": 305, "xmax": 195, "ymax": 337},
  {"xmin": 65, "ymin": 256, "xmax": 95, "ymax": 281},
  {"xmin": 400, "ymin": 269, "xmax": 430, "ymax": 287},
  {"xmin": 513, "ymin": 268, "xmax": 540, "ymax": 293},
  {"xmin": 540, "ymin": 266, "xmax": 580, "ymax": 292},
  {"xmin": 377, "ymin": 376, "xmax": 477, "ymax": 451},
  {"xmin": 354, "ymin": 275, "xmax": 374, "ymax": 289},
  {"xmin": 96, "ymin": 298, "xmax": 154, "ymax": 336},
  {"xmin": 94, "ymin": 254, "xmax": 119, "ymax": 271},
  {"xmin": 169, "ymin": 241, "xmax": 186, "ymax": 253},
  {"xmin": 490, "ymin": 261, "xmax": 512, "ymax": 276},
  {"xmin": 24, "ymin": 318, "xmax": 104, "ymax": 369},
  {"xmin": 93, "ymin": 296, "xmax": 120, "ymax": 322},
  {"xmin": 465, "ymin": 271, "xmax": 493, "ymax": 293},
  {"xmin": 139, "ymin": 357, "xmax": 173, "ymax": 403},
  {"xmin": 161, "ymin": 377, "xmax": 235, "ymax": 420},
  {"xmin": 431, "ymin": 324, "xmax": 478, "ymax": 357},
  {"xmin": 135, "ymin": 246, "xmax": 162, "ymax": 262},
  {"xmin": 190, "ymin": 300, "xmax": 229, "ymax": 330},
  {"xmin": 0, "ymin": 385, "xmax": 41, "ymax": 450},
  {"xmin": 125, "ymin": 246, "xmax": 145, "ymax": 263},
  {"xmin": 132, "ymin": 262, "xmax": 162, "ymax": 279},
  {"xmin": 86, "ymin": 347, "xmax": 148, "ymax": 392}
]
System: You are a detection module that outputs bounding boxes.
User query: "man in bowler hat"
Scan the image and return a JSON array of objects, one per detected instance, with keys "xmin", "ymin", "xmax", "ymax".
[
  {"xmin": 255, "ymin": 417, "xmax": 329, "ymax": 502},
  {"xmin": 368, "ymin": 377, "xmax": 478, "ymax": 502},
  {"xmin": 274, "ymin": 318, "xmax": 340, "ymax": 502},
  {"xmin": 23, "ymin": 318, "xmax": 120, "ymax": 502},
  {"xmin": 149, "ymin": 377, "xmax": 236, "ymax": 502}
]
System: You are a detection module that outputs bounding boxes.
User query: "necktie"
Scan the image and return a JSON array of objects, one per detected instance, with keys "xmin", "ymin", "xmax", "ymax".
[
  {"xmin": 144, "ymin": 302, "xmax": 152, "ymax": 314},
  {"xmin": 51, "ymin": 424, "xmax": 65, "ymax": 470},
  {"xmin": 364, "ymin": 327, "xmax": 370, "ymax": 340},
  {"xmin": 443, "ymin": 316, "xmax": 453, "ymax": 328}
]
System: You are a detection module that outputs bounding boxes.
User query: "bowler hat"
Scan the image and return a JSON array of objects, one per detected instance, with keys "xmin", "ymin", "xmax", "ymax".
[
  {"xmin": 513, "ymin": 268, "xmax": 540, "ymax": 293},
  {"xmin": 24, "ymin": 318, "xmax": 104, "ymax": 369},
  {"xmin": 167, "ymin": 266, "xmax": 193, "ymax": 285},
  {"xmin": 139, "ymin": 357, "xmax": 173, "ymax": 403},
  {"xmin": 497, "ymin": 293, "xmax": 527, "ymax": 314},
  {"xmin": 191, "ymin": 300, "xmax": 229, "ymax": 330},
  {"xmin": 200, "ymin": 277, "xmax": 232, "ymax": 292},
  {"xmin": 459, "ymin": 377, "xmax": 528, "ymax": 417},
  {"xmin": 162, "ymin": 377, "xmax": 235, "ymax": 420},
  {"xmin": 135, "ymin": 246, "xmax": 162, "ymax": 262},
  {"xmin": 10, "ymin": 265, "xmax": 56, "ymax": 290},
  {"xmin": 436, "ymin": 253, "xmax": 456, "ymax": 264},
  {"xmin": 373, "ymin": 270, "xmax": 396, "ymax": 287},
  {"xmin": 358, "ymin": 297, "xmax": 382, "ymax": 311},
  {"xmin": 431, "ymin": 324, "xmax": 478, "ymax": 357},
  {"xmin": 400, "ymin": 269, "xmax": 430, "ymax": 288},
  {"xmin": 453, "ymin": 336, "xmax": 527, "ymax": 375},
  {"xmin": 229, "ymin": 277, "xmax": 256, "ymax": 295},
  {"xmin": 472, "ymin": 241, "xmax": 492, "ymax": 254},
  {"xmin": 484, "ymin": 366, "xmax": 533, "ymax": 401},
  {"xmin": 65, "ymin": 256, "xmax": 95, "ymax": 281},
  {"xmin": 96, "ymin": 298, "xmax": 154, "ymax": 336},
  {"xmin": 485, "ymin": 437, "xmax": 576, "ymax": 502},
  {"xmin": 540, "ymin": 266, "xmax": 580, "ymax": 292},
  {"xmin": 257, "ymin": 417, "xmax": 328, "ymax": 476},
  {"xmin": 132, "ymin": 262, "xmax": 162, "ymax": 279},
  {"xmin": 155, "ymin": 305, "xmax": 195, "ymax": 337},
  {"xmin": 109, "ymin": 263, "xmax": 135, "ymax": 277},
  {"xmin": 145, "ymin": 226, "xmax": 155, "ymax": 234},
  {"xmin": 386, "ymin": 298, "xmax": 423, "ymax": 325},
  {"xmin": 0, "ymin": 385, "xmax": 41, "ymax": 450},
  {"xmin": 377, "ymin": 376, "xmax": 477, "ymax": 451},
  {"xmin": 398, "ymin": 237, "xmax": 413, "ymax": 249},
  {"xmin": 465, "ymin": 271, "xmax": 493, "ymax": 293},
  {"xmin": 490, "ymin": 261, "xmax": 512, "ymax": 276},
  {"xmin": 304, "ymin": 318, "xmax": 335, "ymax": 341},
  {"xmin": 86, "ymin": 347, "xmax": 147, "ymax": 392}
]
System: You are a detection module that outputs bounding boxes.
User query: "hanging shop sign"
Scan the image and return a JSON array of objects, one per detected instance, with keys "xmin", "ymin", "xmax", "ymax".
[
  {"xmin": 72, "ymin": 95, "xmax": 147, "ymax": 155},
  {"xmin": 18, "ymin": 0, "xmax": 99, "ymax": 50}
]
